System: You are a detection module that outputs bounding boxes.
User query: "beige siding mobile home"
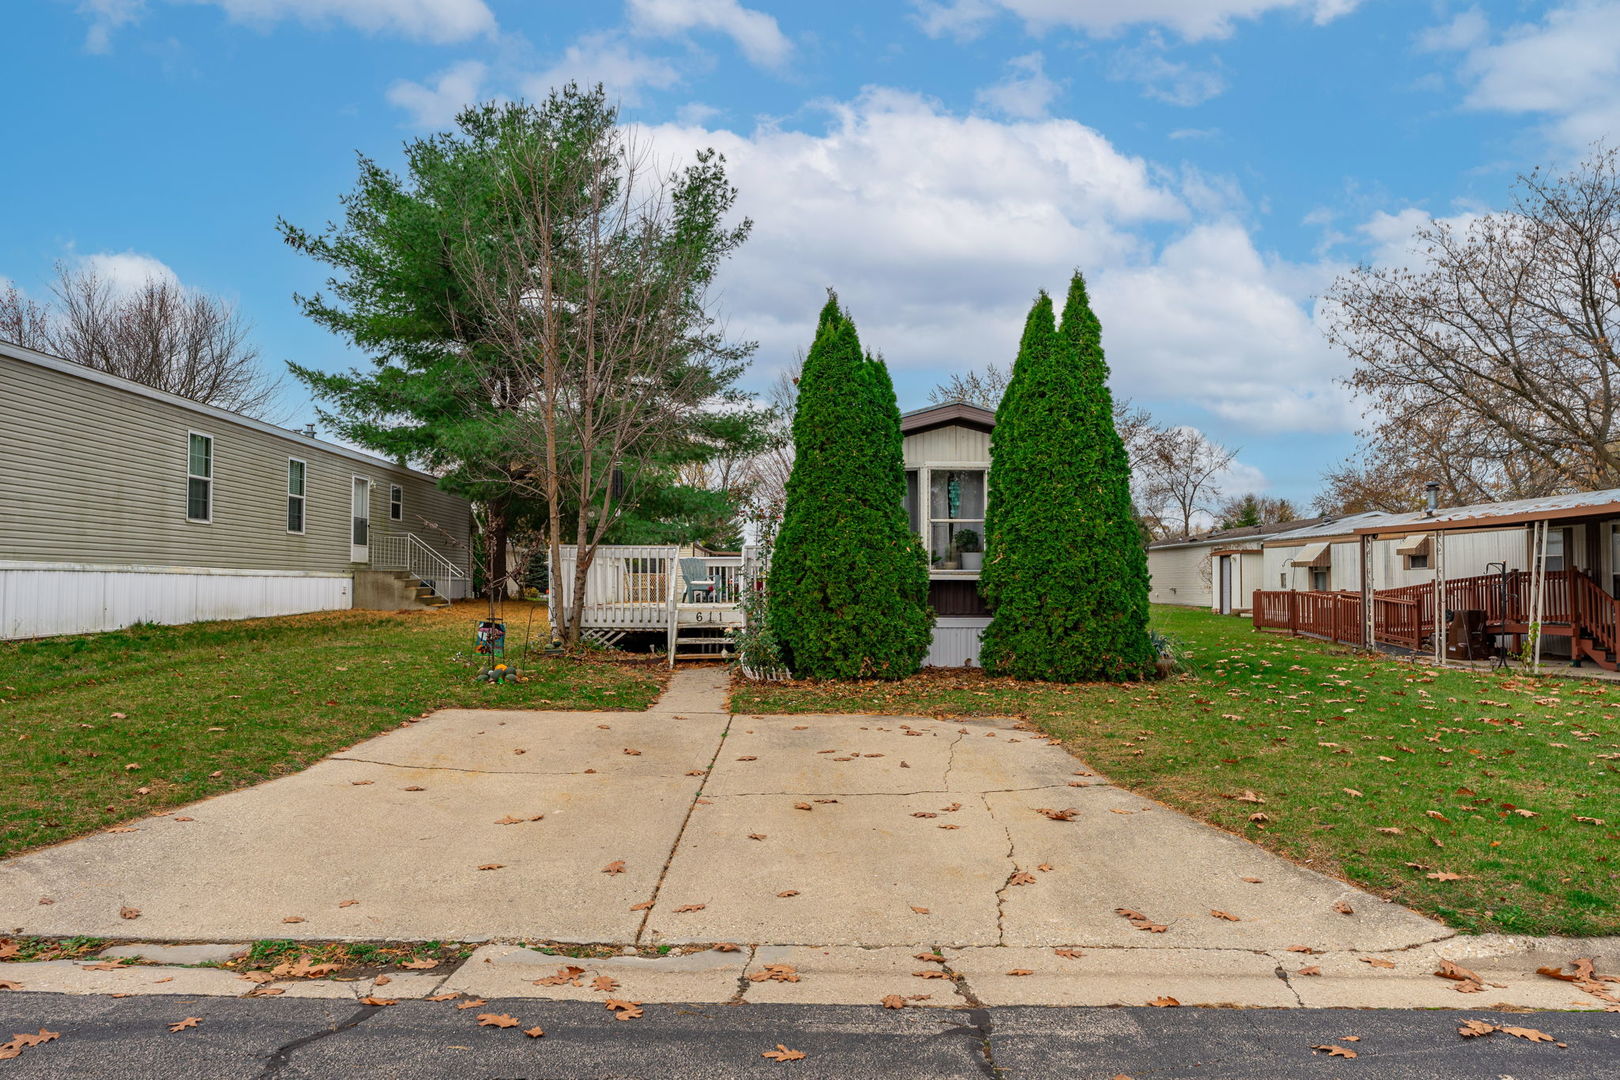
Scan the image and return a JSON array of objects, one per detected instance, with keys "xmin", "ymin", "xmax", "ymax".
[{"xmin": 0, "ymin": 342, "xmax": 472, "ymax": 639}]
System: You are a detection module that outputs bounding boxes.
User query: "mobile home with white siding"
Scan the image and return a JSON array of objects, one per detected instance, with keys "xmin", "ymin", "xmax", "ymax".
[{"xmin": 0, "ymin": 340, "xmax": 472, "ymax": 640}]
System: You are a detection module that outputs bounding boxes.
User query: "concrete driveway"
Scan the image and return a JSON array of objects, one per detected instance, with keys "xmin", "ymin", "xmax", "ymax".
[{"xmin": 0, "ymin": 668, "xmax": 1446, "ymax": 957}]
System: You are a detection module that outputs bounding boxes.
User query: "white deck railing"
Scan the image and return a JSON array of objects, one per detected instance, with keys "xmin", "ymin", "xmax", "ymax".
[{"xmin": 551, "ymin": 545, "xmax": 754, "ymax": 632}]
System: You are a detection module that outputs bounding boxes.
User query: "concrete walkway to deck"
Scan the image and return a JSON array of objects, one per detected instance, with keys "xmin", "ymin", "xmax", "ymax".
[{"xmin": 2, "ymin": 670, "xmax": 1612, "ymax": 1010}]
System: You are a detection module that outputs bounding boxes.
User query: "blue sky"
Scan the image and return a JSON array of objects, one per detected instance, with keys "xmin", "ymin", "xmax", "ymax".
[{"xmin": 4, "ymin": 0, "xmax": 1615, "ymax": 506}]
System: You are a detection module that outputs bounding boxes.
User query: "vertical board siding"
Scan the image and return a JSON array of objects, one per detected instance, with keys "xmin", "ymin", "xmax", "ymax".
[
  {"xmin": 2, "ymin": 352, "xmax": 471, "ymax": 582},
  {"xmin": 0, "ymin": 567, "xmax": 351, "ymax": 639},
  {"xmin": 903, "ymin": 425, "xmax": 991, "ymax": 467},
  {"xmin": 925, "ymin": 618, "xmax": 989, "ymax": 667}
]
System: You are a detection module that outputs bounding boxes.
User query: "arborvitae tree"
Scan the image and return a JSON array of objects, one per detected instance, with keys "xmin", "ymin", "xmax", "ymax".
[
  {"xmin": 980, "ymin": 275, "xmax": 1157, "ymax": 680},
  {"xmin": 767, "ymin": 294, "xmax": 933, "ymax": 679}
]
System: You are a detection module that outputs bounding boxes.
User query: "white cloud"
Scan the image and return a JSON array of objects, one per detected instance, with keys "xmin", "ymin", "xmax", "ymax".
[
  {"xmin": 76, "ymin": 250, "xmax": 181, "ymax": 294},
  {"xmin": 917, "ymin": 0, "xmax": 1358, "ymax": 42},
  {"xmin": 386, "ymin": 60, "xmax": 487, "ymax": 128},
  {"xmin": 83, "ymin": 0, "xmax": 495, "ymax": 49},
  {"xmin": 626, "ymin": 0, "xmax": 791, "ymax": 67},
  {"xmin": 1110, "ymin": 36, "xmax": 1226, "ymax": 105},
  {"xmin": 521, "ymin": 32, "xmax": 682, "ymax": 106},
  {"xmin": 975, "ymin": 52, "xmax": 1062, "ymax": 118},
  {"xmin": 644, "ymin": 89, "xmax": 1353, "ymax": 434},
  {"xmin": 78, "ymin": 0, "xmax": 145, "ymax": 53},
  {"xmin": 676, "ymin": 102, "xmax": 723, "ymax": 126},
  {"xmin": 1439, "ymin": 1, "xmax": 1620, "ymax": 148}
]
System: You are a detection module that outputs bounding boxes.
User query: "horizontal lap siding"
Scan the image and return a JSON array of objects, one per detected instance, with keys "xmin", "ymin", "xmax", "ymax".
[{"xmin": 1, "ymin": 357, "xmax": 470, "ymax": 577}]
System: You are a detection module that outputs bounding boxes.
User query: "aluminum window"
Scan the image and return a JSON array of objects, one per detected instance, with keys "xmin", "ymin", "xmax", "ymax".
[
  {"xmin": 389, "ymin": 483, "xmax": 403, "ymax": 521},
  {"xmin": 287, "ymin": 459, "xmax": 307, "ymax": 534},
  {"xmin": 186, "ymin": 432, "xmax": 213, "ymax": 522}
]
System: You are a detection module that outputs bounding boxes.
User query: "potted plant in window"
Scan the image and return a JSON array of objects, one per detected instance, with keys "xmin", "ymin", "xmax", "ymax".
[{"xmin": 954, "ymin": 528, "xmax": 983, "ymax": 572}]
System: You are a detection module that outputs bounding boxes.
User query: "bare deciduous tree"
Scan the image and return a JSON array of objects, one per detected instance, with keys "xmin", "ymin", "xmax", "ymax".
[
  {"xmin": 1137, "ymin": 426, "xmax": 1237, "ymax": 539},
  {"xmin": 42, "ymin": 264, "xmax": 281, "ymax": 417},
  {"xmin": 0, "ymin": 283, "xmax": 51, "ymax": 350},
  {"xmin": 1326, "ymin": 145, "xmax": 1620, "ymax": 502},
  {"xmin": 445, "ymin": 94, "xmax": 752, "ymax": 645}
]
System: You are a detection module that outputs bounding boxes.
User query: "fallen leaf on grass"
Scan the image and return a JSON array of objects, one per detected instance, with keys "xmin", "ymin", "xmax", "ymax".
[
  {"xmin": 601, "ymin": 860, "xmax": 626, "ymax": 875},
  {"xmin": 605, "ymin": 999, "xmax": 644, "ymax": 1020},
  {"xmin": 477, "ymin": 1014, "xmax": 519, "ymax": 1028},
  {"xmin": 168, "ymin": 1017, "xmax": 202, "ymax": 1032},
  {"xmin": 1426, "ymin": 872, "xmax": 1463, "ymax": 881},
  {"xmin": 358, "ymin": 997, "xmax": 397, "ymax": 1006},
  {"xmin": 762, "ymin": 1044, "xmax": 806, "ymax": 1062},
  {"xmin": 524, "ymin": 1026, "xmax": 545, "ymax": 1038},
  {"xmin": 1147, "ymin": 996, "xmax": 1179, "ymax": 1007},
  {"xmin": 1311, "ymin": 1045, "xmax": 1356, "ymax": 1058},
  {"xmin": 1374, "ymin": 827, "xmax": 1403, "ymax": 835}
]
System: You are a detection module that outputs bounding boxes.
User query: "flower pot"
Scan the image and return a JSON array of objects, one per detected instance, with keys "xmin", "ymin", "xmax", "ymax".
[
  {"xmin": 939, "ymin": 556, "xmax": 961, "ymax": 570},
  {"xmin": 959, "ymin": 552, "xmax": 983, "ymax": 572}
]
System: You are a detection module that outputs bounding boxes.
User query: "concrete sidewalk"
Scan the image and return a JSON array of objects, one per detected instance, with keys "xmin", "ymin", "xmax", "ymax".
[{"xmin": 3, "ymin": 668, "xmax": 1613, "ymax": 1009}]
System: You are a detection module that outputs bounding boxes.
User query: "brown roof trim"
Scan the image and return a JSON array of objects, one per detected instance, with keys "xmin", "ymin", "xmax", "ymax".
[
  {"xmin": 1355, "ymin": 501, "xmax": 1620, "ymax": 537},
  {"xmin": 900, "ymin": 401, "xmax": 996, "ymax": 436}
]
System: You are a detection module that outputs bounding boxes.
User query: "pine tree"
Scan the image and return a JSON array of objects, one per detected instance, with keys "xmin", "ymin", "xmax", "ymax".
[
  {"xmin": 767, "ymin": 294, "xmax": 933, "ymax": 679},
  {"xmin": 979, "ymin": 275, "xmax": 1156, "ymax": 681}
]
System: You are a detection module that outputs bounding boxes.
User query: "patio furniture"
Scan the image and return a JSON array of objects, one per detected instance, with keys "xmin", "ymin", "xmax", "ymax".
[{"xmin": 680, "ymin": 558, "xmax": 716, "ymax": 602}]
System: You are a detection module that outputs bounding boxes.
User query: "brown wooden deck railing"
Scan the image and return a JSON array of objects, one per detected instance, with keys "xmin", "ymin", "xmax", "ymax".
[{"xmin": 1253, "ymin": 568, "xmax": 1620, "ymax": 665}]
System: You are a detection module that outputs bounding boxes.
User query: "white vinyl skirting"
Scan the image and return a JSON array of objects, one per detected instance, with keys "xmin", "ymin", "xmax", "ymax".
[
  {"xmin": 0, "ymin": 563, "xmax": 353, "ymax": 640},
  {"xmin": 926, "ymin": 617, "xmax": 991, "ymax": 668}
]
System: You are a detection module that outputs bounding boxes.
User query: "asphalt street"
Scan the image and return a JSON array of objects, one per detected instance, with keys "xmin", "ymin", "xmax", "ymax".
[{"xmin": 1, "ymin": 994, "xmax": 1616, "ymax": 1079}]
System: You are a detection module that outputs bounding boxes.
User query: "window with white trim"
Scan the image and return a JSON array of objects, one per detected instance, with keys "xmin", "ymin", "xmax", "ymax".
[
  {"xmin": 187, "ymin": 433, "xmax": 213, "ymax": 522},
  {"xmin": 389, "ymin": 483, "xmax": 403, "ymax": 521},
  {"xmin": 287, "ymin": 459, "xmax": 307, "ymax": 533}
]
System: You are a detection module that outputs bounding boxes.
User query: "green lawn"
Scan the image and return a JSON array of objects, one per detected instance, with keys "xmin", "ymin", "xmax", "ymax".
[
  {"xmin": 733, "ymin": 606, "xmax": 1620, "ymax": 937},
  {"xmin": 0, "ymin": 602, "xmax": 664, "ymax": 859}
]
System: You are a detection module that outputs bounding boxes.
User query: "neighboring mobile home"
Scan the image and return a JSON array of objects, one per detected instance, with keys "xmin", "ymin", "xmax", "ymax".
[
  {"xmin": 0, "ymin": 340, "xmax": 472, "ymax": 640},
  {"xmin": 1147, "ymin": 517, "xmax": 1328, "ymax": 613}
]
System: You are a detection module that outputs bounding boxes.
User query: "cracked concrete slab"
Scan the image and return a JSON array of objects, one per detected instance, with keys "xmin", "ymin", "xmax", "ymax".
[
  {"xmin": 439, "ymin": 943, "xmax": 746, "ymax": 1002},
  {"xmin": 945, "ymin": 945, "xmax": 1298, "ymax": 1007},
  {"xmin": 643, "ymin": 792, "xmax": 1005, "ymax": 946},
  {"xmin": 741, "ymin": 946, "xmax": 962, "ymax": 1006},
  {"xmin": 0, "ymin": 959, "xmax": 259, "ymax": 996}
]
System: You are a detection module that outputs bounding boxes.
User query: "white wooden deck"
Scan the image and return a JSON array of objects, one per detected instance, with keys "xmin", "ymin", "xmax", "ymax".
[{"xmin": 550, "ymin": 545, "xmax": 749, "ymax": 660}]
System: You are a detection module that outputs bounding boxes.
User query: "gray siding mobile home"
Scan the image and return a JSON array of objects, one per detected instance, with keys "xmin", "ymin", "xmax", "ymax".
[{"xmin": 0, "ymin": 341, "xmax": 472, "ymax": 639}]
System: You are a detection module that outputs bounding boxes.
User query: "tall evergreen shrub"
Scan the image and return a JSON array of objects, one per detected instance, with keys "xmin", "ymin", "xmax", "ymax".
[
  {"xmin": 979, "ymin": 275, "xmax": 1156, "ymax": 680},
  {"xmin": 767, "ymin": 295, "xmax": 933, "ymax": 678}
]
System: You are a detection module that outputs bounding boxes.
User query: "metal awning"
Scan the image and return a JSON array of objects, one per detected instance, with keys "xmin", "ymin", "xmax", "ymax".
[
  {"xmin": 1395, "ymin": 534, "xmax": 1431, "ymax": 556},
  {"xmin": 1289, "ymin": 542, "xmax": 1332, "ymax": 568}
]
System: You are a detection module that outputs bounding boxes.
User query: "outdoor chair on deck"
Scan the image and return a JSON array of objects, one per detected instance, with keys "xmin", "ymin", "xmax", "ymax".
[{"xmin": 680, "ymin": 558, "xmax": 716, "ymax": 603}]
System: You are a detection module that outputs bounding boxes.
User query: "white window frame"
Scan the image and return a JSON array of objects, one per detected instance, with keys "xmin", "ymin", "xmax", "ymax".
[
  {"xmin": 286, "ymin": 458, "xmax": 308, "ymax": 535},
  {"xmin": 916, "ymin": 461, "xmax": 990, "ymax": 576},
  {"xmin": 389, "ymin": 483, "xmax": 403, "ymax": 522},
  {"xmin": 186, "ymin": 431, "xmax": 214, "ymax": 524}
]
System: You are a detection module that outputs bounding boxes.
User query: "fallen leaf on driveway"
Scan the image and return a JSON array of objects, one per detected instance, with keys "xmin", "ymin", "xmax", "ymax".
[
  {"xmin": 1116, "ymin": 908, "xmax": 1167, "ymax": 933},
  {"xmin": 1360, "ymin": 957, "xmax": 1396, "ymax": 969},
  {"xmin": 794, "ymin": 803, "xmax": 813, "ymax": 811},
  {"xmin": 1286, "ymin": 945, "xmax": 1315, "ymax": 954},
  {"xmin": 601, "ymin": 860, "xmax": 626, "ymax": 875},
  {"xmin": 0, "ymin": 981, "xmax": 20, "ymax": 991},
  {"xmin": 1332, "ymin": 901, "xmax": 1355, "ymax": 916},
  {"xmin": 748, "ymin": 833, "xmax": 767, "ymax": 840},
  {"xmin": 912, "ymin": 812, "xmax": 938, "ymax": 818},
  {"xmin": 1054, "ymin": 949, "xmax": 1084, "ymax": 959},
  {"xmin": 120, "ymin": 907, "xmax": 141, "ymax": 920},
  {"xmin": 762, "ymin": 1044, "xmax": 806, "ymax": 1062},
  {"xmin": 338, "ymin": 900, "xmax": 359, "ymax": 908},
  {"xmin": 1499, "ymin": 1025, "xmax": 1557, "ymax": 1042},
  {"xmin": 533, "ymin": 966, "xmax": 586, "ymax": 987},
  {"xmin": 168, "ymin": 1017, "xmax": 202, "ymax": 1032},
  {"xmin": 714, "ymin": 943, "xmax": 741, "ymax": 952},
  {"xmin": 477, "ymin": 1014, "xmax": 519, "ymax": 1028},
  {"xmin": 1007, "ymin": 969, "xmax": 1034, "ymax": 977},
  {"xmin": 454, "ymin": 999, "xmax": 488, "ymax": 1009},
  {"xmin": 495, "ymin": 816, "xmax": 527, "ymax": 825},
  {"xmin": 685, "ymin": 770, "xmax": 706, "ymax": 777},
  {"xmin": 403, "ymin": 786, "xmax": 426, "ymax": 792},
  {"xmin": 524, "ymin": 1026, "xmax": 545, "ymax": 1038},
  {"xmin": 910, "ymin": 906, "xmax": 930, "ymax": 914},
  {"xmin": 1311, "ymin": 1045, "xmax": 1356, "ymax": 1058},
  {"xmin": 737, "ymin": 756, "xmax": 758, "ymax": 762},
  {"xmin": 240, "ymin": 971, "xmax": 276, "ymax": 983},
  {"xmin": 282, "ymin": 916, "xmax": 305, "ymax": 923},
  {"xmin": 939, "ymin": 824, "xmax": 961, "ymax": 830},
  {"xmin": 476, "ymin": 864, "xmax": 504, "ymax": 871},
  {"xmin": 0, "ymin": 1029, "xmax": 60, "ymax": 1061},
  {"xmin": 425, "ymin": 993, "xmax": 460, "ymax": 1002},
  {"xmin": 592, "ymin": 976, "xmax": 619, "ymax": 993},
  {"xmin": 1240, "ymin": 877, "xmax": 1263, "ymax": 884},
  {"xmin": 1148, "ymin": 996, "xmax": 1179, "ymax": 1007},
  {"xmin": 1297, "ymin": 966, "xmax": 1322, "ymax": 976},
  {"xmin": 913, "ymin": 970, "xmax": 952, "ymax": 979},
  {"xmin": 629, "ymin": 901, "xmax": 654, "ymax": 911},
  {"xmin": 1435, "ymin": 958, "xmax": 1485, "ymax": 992},
  {"xmin": 245, "ymin": 986, "xmax": 284, "ymax": 997},
  {"xmin": 674, "ymin": 904, "xmax": 707, "ymax": 913},
  {"xmin": 351, "ymin": 780, "xmax": 373, "ymax": 786},
  {"xmin": 777, "ymin": 890, "xmax": 800, "ymax": 898},
  {"xmin": 914, "ymin": 952, "xmax": 945, "ymax": 963},
  {"xmin": 1008, "ymin": 872, "xmax": 1037, "ymax": 886},
  {"xmin": 605, "ymin": 999, "xmax": 644, "ymax": 1020},
  {"xmin": 1209, "ymin": 910, "xmax": 1240, "ymax": 921},
  {"xmin": 881, "ymin": 994, "xmax": 907, "ymax": 1009},
  {"xmin": 1035, "ymin": 807, "xmax": 1078, "ymax": 821},
  {"xmin": 749, "ymin": 965, "xmax": 800, "ymax": 983},
  {"xmin": 358, "ymin": 997, "xmax": 397, "ymax": 1006},
  {"xmin": 622, "ymin": 748, "xmax": 642, "ymax": 756},
  {"xmin": 399, "ymin": 958, "xmax": 440, "ymax": 970}
]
